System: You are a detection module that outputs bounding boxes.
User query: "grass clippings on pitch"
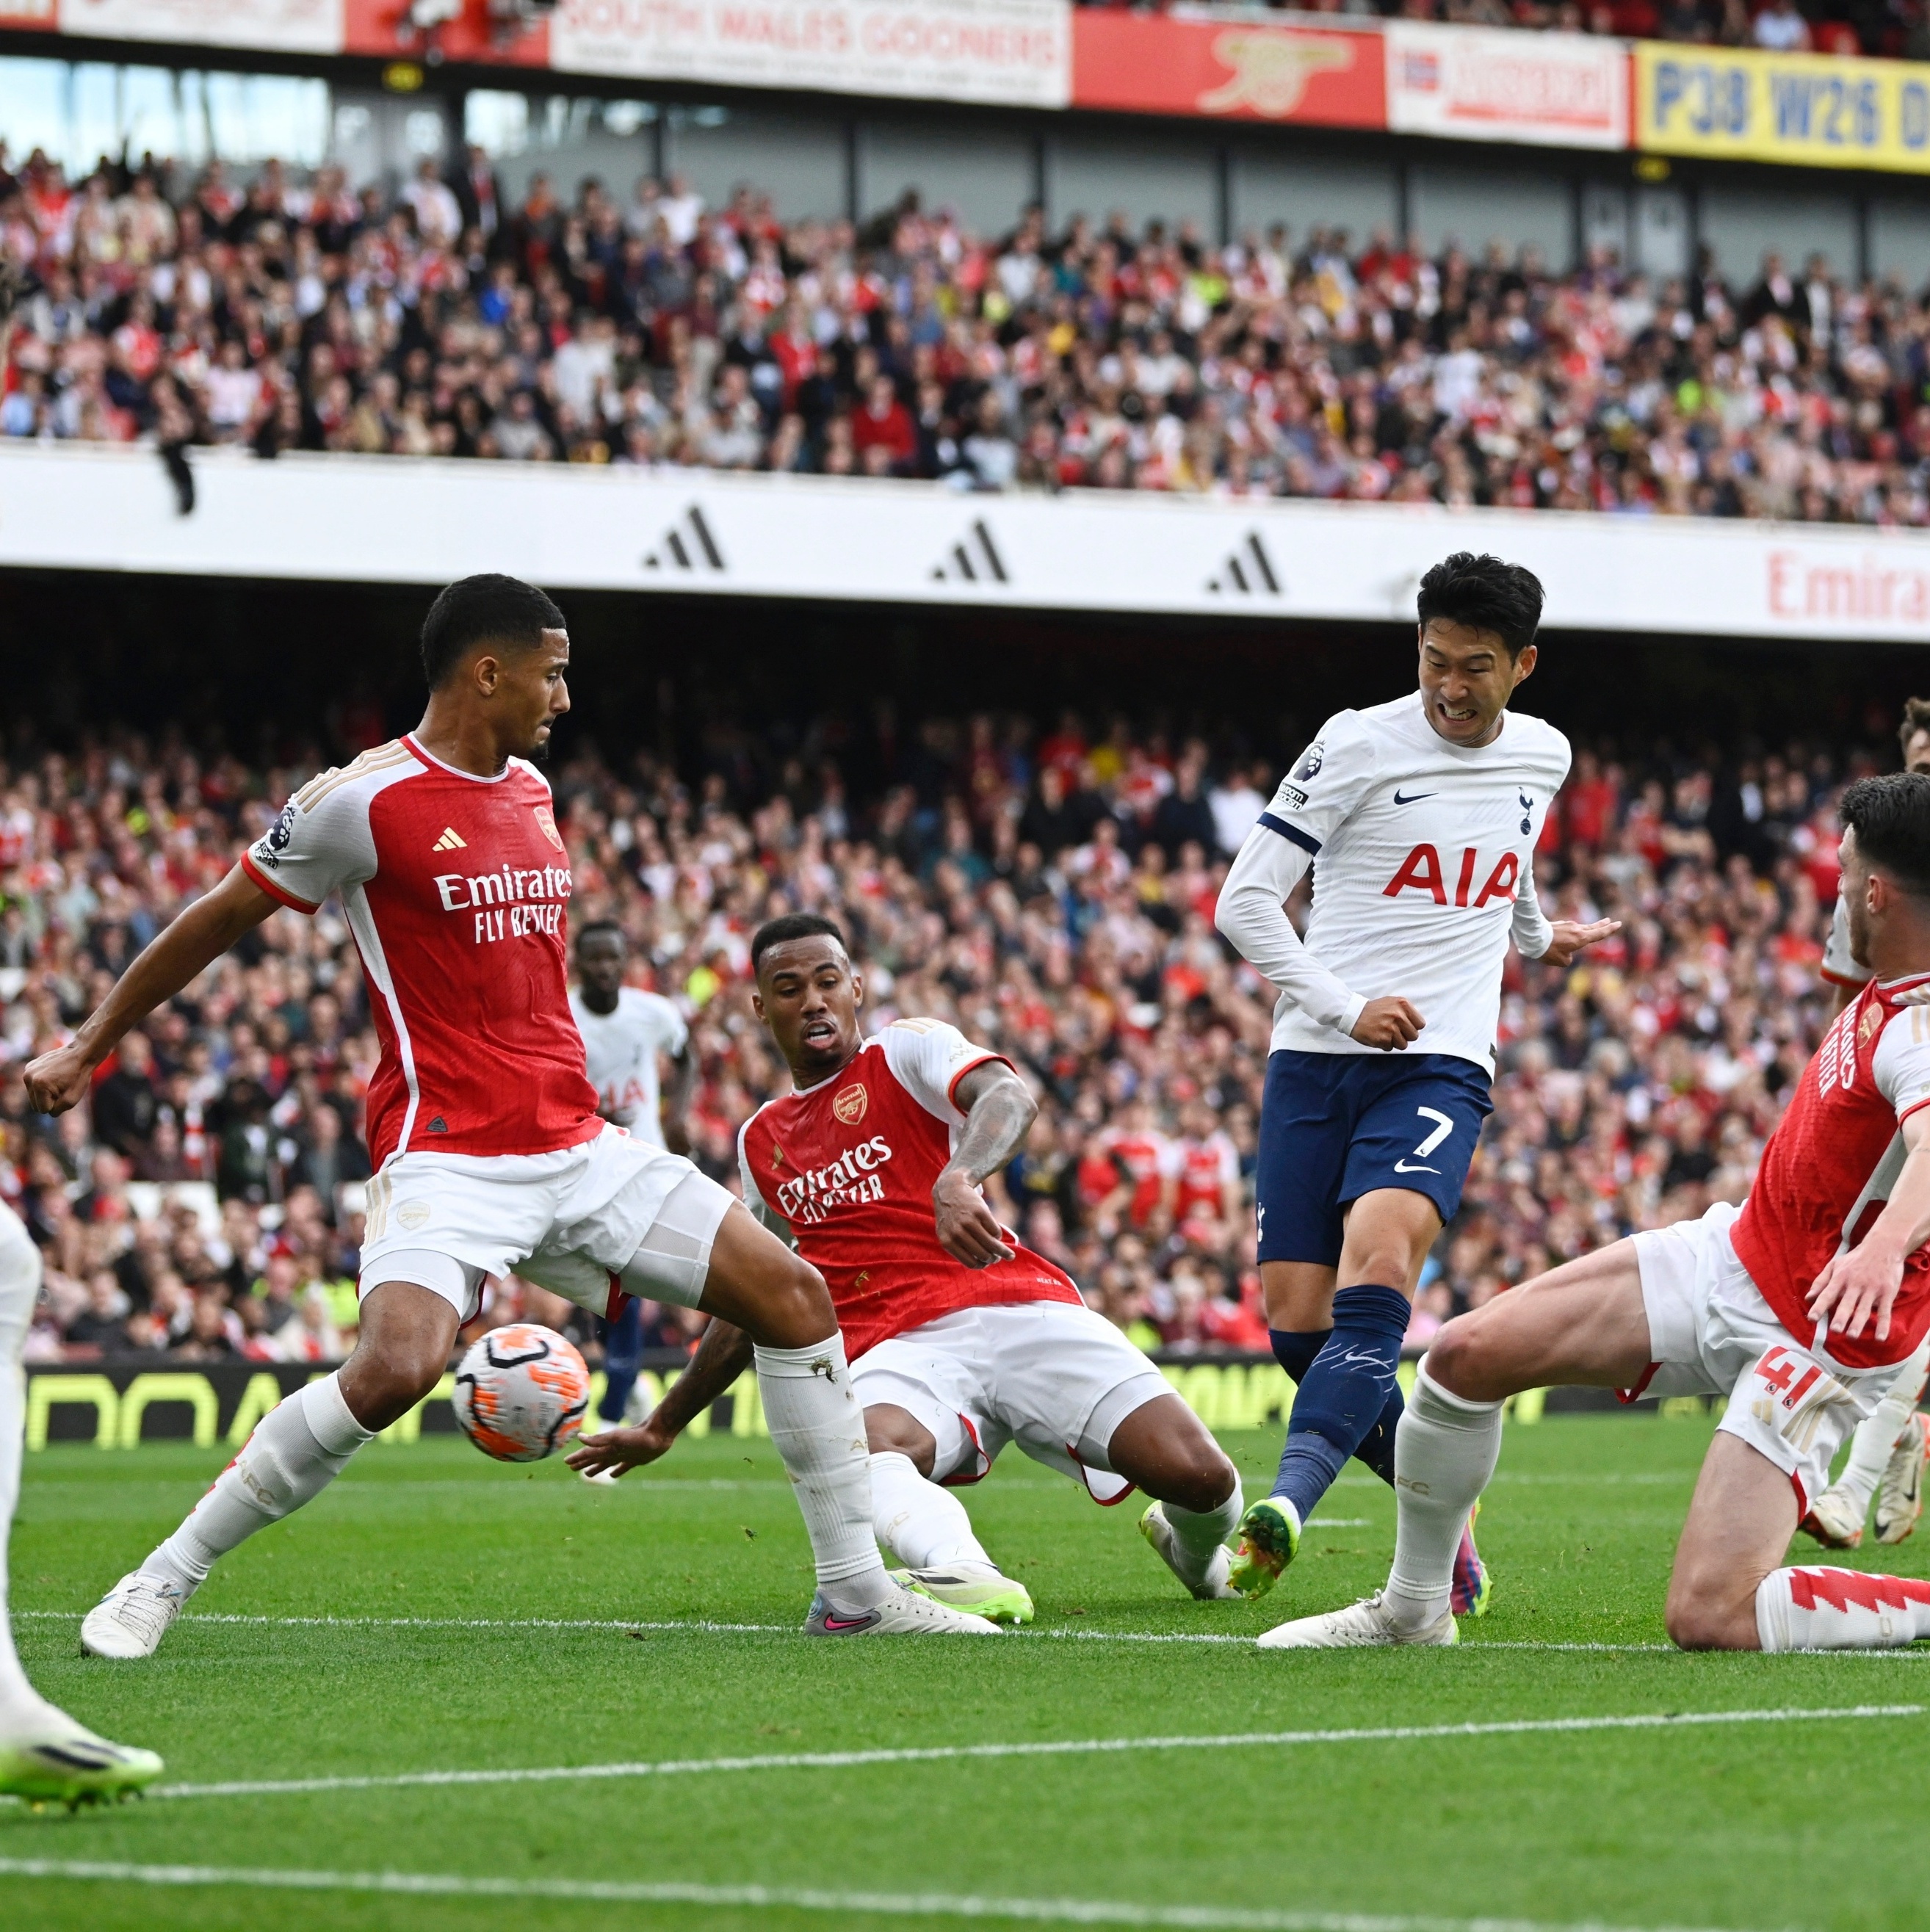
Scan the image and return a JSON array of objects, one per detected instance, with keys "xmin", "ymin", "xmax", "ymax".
[{"xmin": 7, "ymin": 1415, "xmax": 1926, "ymax": 1932}]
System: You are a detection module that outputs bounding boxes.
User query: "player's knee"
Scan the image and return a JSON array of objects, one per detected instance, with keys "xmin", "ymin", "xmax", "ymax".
[
  {"xmin": 1168, "ymin": 1443, "xmax": 1238, "ymax": 1515},
  {"xmin": 1663, "ymin": 1591, "xmax": 1735, "ymax": 1651},
  {"xmin": 341, "ymin": 1333, "xmax": 447, "ymax": 1431},
  {"xmin": 1422, "ymin": 1315, "xmax": 1483, "ymax": 1396},
  {"xmin": 760, "ymin": 1253, "xmax": 836, "ymax": 1347}
]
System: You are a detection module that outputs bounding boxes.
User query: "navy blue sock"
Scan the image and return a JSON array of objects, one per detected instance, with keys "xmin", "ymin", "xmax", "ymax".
[
  {"xmin": 599, "ymin": 1298, "xmax": 645, "ymax": 1425},
  {"xmin": 1271, "ymin": 1284, "xmax": 1410, "ymax": 1522},
  {"xmin": 1268, "ymin": 1327, "xmax": 1331, "ymax": 1385}
]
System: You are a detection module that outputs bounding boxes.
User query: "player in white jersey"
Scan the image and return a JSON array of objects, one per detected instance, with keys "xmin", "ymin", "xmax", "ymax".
[
  {"xmin": 1215, "ymin": 553, "xmax": 1617, "ymax": 1604},
  {"xmin": 568, "ymin": 920, "xmax": 695, "ymax": 1454},
  {"xmin": 1804, "ymin": 698, "xmax": 1930, "ymax": 1549}
]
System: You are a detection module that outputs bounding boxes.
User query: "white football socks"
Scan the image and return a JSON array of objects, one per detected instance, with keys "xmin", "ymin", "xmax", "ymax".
[
  {"xmin": 1385, "ymin": 1365, "xmax": 1503, "ymax": 1632},
  {"xmin": 870, "ymin": 1450, "xmax": 994, "ymax": 1571},
  {"xmin": 1160, "ymin": 1477, "xmax": 1245, "ymax": 1582},
  {"xmin": 146, "ymin": 1371, "xmax": 375, "ymax": 1594},
  {"xmin": 0, "ymin": 1206, "xmax": 48, "ymax": 1729},
  {"xmin": 1755, "ymin": 1566, "xmax": 1930, "ymax": 1650},
  {"xmin": 754, "ymin": 1335, "xmax": 893, "ymax": 1610},
  {"xmin": 1824, "ymin": 1340, "xmax": 1930, "ymax": 1519}
]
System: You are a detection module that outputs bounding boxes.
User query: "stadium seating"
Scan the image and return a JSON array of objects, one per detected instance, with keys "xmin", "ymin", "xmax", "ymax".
[
  {"xmin": 0, "ymin": 715, "xmax": 1851, "ymax": 1367},
  {"xmin": 4, "ymin": 146, "xmax": 1928, "ymax": 526}
]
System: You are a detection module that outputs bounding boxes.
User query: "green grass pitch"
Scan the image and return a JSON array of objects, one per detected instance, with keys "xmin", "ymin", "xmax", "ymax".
[{"xmin": 5, "ymin": 1414, "xmax": 1926, "ymax": 1932}]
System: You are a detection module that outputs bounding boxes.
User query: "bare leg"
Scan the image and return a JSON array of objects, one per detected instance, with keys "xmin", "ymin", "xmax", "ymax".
[
  {"xmin": 1107, "ymin": 1392, "xmax": 1237, "ymax": 1514},
  {"xmin": 1666, "ymin": 1433, "xmax": 1796, "ymax": 1651}
]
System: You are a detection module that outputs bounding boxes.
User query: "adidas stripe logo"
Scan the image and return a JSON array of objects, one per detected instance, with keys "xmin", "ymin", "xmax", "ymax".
[{"xmin": 432, "ymin": 828, "xmax": 466, "ymax": 852}]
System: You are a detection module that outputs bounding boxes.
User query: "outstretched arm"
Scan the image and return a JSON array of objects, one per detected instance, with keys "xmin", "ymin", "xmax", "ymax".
[
  {"xmin": 661, "ymin": 1041, "xmax": 698, "ymax": 1155},
  {"xmin": 1514, "ymin": 863, "xmax": 1620, "ymax": 970},
  {"xmin": 566, "ymin": 1316, "xmax": 756, "ymax": 1477},
  {"xmin": 24, "ymin": 864, "xmax": 280, "ymax": 1113},
  {"xmin": 931, "ymin": 1061, "xmax": 1037, "ymax": 1268}
]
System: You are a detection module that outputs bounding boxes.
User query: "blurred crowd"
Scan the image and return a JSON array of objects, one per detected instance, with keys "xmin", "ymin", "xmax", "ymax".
[
  {"xmin": 5, "ymin": 142, "xmax": 1930, "ymax": 527},
  {"xmin": 1093, "ymin": 0, "xmax": 1929, "ymax": 62},
  {"xmin": 0, "ymin": 701, "xmax": 1866, "ymax": 1365}
]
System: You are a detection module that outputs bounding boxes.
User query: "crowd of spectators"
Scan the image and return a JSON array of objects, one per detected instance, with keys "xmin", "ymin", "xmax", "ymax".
[
  {"xmin": 1111, "ymin": 0, "xmax": 1929, "ymax": 63},
  {"xmin": 0, "ymin": 698, "xmax": 1868, "ymax": 1367},
  {"xmin": 5, "ymin": 142, "xmax": 1930, "ymax": 527}
]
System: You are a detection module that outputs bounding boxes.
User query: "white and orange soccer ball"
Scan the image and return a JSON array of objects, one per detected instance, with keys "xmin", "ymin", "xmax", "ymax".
[{"xmin": 452, "ymin": 1323, "xmax": 591, "ymax": 1463}]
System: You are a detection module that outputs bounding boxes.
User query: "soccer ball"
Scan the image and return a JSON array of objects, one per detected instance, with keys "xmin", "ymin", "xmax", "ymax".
[{"xmin": 452, "ymin": 1324, "xmax": 591, "ymax": 1463}]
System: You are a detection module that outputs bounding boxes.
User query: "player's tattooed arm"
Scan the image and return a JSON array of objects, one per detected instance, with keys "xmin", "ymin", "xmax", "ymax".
[
  {"xmin": 566, "ymin": 1317, "xmax": 756, "ymax": 1476},
  {"xmin": 23, "ymin": 863, "xmax": 281, "ymax": 1115},
  {"xmin": 1807, "ymin": 1110, "xmax": 1930, "ymax": 1345},
  {"xmin": 933, "ymin": 1063, "xmax": 1037, "ymax": 1268}
]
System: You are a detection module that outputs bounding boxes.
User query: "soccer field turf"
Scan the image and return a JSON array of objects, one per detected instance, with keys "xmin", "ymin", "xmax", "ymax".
[{"xmin": 4, "ymin": 1413, "xmax": 1926, "ymax": 1932}]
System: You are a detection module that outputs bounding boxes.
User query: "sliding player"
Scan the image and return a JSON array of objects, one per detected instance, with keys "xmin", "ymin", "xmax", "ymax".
[
  {"xmin": 569, "ymin": 914, "xmax": 1249, "ymax": 1619},
  {"xmin": 1264, "ymin": 773, "xmax": 1930, "ymax": 1652},
  {"xmin": 1214, "ymin": 552, "xmax": 1614, "ymax": 1606},
  {"xmin": 29, "ymin": 576, "xmax": 994, "ymax": 1652},
  {"xmin": 1804, "ymin": 699, "xmax": 1930, "ymax": 1549},
  {"xmin": 0, "ymin": 256, "xmax": 163, "ymax": 1807},
  {"xmin": 569, "ymin": 919, "xmax": 695, "ymax": 1454}
]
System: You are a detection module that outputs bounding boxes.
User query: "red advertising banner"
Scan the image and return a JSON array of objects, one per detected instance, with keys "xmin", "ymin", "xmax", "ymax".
[
  {"xmin": 341, "ymin": 0, "xmax": 548, "ymax": 65},
  {"xmin": 1071, "ymin": 8, "xmax": 1384, "ymax": 128}
]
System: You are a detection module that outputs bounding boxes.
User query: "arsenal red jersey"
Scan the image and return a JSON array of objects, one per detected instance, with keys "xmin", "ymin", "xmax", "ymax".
[
  {"xmin": 738, "ymin": 1020, "xmax": 1083, "ymax": 1360},
  {"xmin": 241, "ymin": 736, "xmax": 600, "ymax": 1170},
  {"xmin": 1731, "ymin": 972, "xmax": 1930, "ymax": 1369}
]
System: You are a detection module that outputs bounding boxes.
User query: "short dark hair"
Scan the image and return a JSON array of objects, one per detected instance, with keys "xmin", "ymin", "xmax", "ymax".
[
  {"xmin": 1842, "ymin": 773, "xmax": 1930, "ymax": 897},
  {"xmin": 419, "ymin": 574, "xmax": 566, "ymax": 690},
  {"xmin": 750, "ymin": 912, "xmax": 847, "ymax": 973},
  {"xmin": 1416, "ymin": 553, "xmax": 1545, "ymax": 659},
  {"xmin": 1899, "ymin": 698, "xmax": 1930, "ymax": 759},
  {"xmin": 574, "ymin": 919, "xmax": 625, "ymax": 952}
]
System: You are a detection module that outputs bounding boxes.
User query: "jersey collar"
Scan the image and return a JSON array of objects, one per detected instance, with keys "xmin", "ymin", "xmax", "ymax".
[{"xmin": 402, "ymin": 734, "xmax": 516, "ymax": 784}]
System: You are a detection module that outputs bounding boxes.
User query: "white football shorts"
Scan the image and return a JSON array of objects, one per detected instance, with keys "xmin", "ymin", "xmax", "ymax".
[
  {"xmin": 851, "ymin": 1300, "xmax": 1175, "ymax": 1504},
  {"xmin": 1633, "ymin": 1199, "xmax": 1901, "ymax": 1510},
  {"xmin": 360, "ymin": 1124, "xmax": 734, "ymax": 1324}
]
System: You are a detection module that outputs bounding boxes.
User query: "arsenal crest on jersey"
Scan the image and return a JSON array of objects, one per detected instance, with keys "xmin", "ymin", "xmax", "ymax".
[
  {"xmin": 833, "ymin": 1082, "xmax": 868, "ymax": 1125},
  {"xmin": 534, "ymin": 803, "xmax": 565, "ymax": 853}
]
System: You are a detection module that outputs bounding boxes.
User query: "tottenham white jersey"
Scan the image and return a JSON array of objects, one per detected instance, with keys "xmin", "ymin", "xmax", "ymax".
[
  {"xmin": 568, "ymin": 985, "xmax": 688, "ymax": 1145},
  {"xmin": 1220, "ymin": 692, "xmax": 1571, "ymax": 1074}
]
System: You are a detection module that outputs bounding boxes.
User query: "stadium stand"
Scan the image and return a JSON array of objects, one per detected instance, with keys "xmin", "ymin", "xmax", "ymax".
[
  {"xmin": 1090, "ymin": 0, "xmax": 1923, "ymax": 62},
  {"xmin": 0, "ymin": 709, "xmax": 1861, "ymax": 1369},
  {"xmin": 3, "ymin": 145, "xmax": 1928, "ymax": 525}
]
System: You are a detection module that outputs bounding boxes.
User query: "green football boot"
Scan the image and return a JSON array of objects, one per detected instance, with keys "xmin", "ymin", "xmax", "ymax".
[
  {"xmin": 1226, "ymin": 1496, "xmax": 1301, "ymax": 1599},
  {"xmin": 0, "ymin": 1711, "xmax": 164, "ymax": 1811},
  {"xmin": 894, "ymin": 1563, "xmax": 1036, "ymax": 1625}
]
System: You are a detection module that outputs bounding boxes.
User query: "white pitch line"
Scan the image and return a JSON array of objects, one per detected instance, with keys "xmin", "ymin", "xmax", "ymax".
[
  {"xmin": 0, "ymin": 1858, "xmax": 1796, "ymax": 1932},
  {"xmin": 14, "ymin": 1608, "xmax": 1930, "ymax": 1656},
  {"xmin": 141, "ymin": 1704, "xmax": 1920, "ymax": 1801}
]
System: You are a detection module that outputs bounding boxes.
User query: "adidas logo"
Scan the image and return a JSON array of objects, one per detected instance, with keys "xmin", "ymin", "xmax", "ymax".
[
  {"xmin": 643, "ymin": 504, "xmax": 726, "ymax": 573},
  {"xmin": 432, "ymin": 828, "xmax": 466, "ymax": 852},
  {"xmin": 929, "ymin": 518, "xmax": 1008, "ymax": 585},
  {"xmin": 1206, "ymin": 531, "xmax": 1283, "ymax": 596}
]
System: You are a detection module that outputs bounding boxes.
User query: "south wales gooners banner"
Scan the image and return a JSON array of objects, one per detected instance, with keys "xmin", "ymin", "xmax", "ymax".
[
  {"xmin": 1636, "ymin": 40, "xmax": 1930, "ymax": 172},
  {"xmin": 549, "ymin": 0, "xmax": 1071, "ymax": 108}
]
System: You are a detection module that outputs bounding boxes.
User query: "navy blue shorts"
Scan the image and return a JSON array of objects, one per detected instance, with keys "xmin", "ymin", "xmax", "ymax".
[{"xmin": 1255, "ymin": 1050, "xmax": 1493, "ymax": 1268}]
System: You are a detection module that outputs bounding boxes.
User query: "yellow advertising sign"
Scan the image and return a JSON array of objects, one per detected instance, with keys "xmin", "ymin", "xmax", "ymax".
[{"xmin": 1635, "ymin": 42, "xmax": 1930, "ymax": 173}]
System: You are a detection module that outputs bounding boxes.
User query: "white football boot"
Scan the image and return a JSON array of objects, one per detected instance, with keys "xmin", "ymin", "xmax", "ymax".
[
  {"xmin": 1875, "ymin": 1412, "xmax": 1929, "ymax": 1546},
  {"xmin": 79, "ymin": 1571, "xmax": 189, "ymax": 1660},
  {"xmin": 1800, "ymin": 1486, "xmax": 1866, "ymax": 1549},
  {"xmin": 0, "ymin": 1701, "xmax": 164, "ymax": 1809},
  {"xmin": 1138, "ymin": 1501, "xmax": 1239, "ymax": 1601},
  {"xmin": 803, "ymin": 1581, "xmax": 1000, "ymax": 1635},
  {"xmin": 1257, "ymin": 1588, "xmax": 1458, "ymax": 1650}
]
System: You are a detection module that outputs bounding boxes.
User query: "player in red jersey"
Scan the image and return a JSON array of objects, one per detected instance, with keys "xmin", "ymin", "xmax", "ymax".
[
  {"xmin": 26, "ymin": 577, "xmax": 994, "ymax": 1650},
  {"xmin": 570, "ymin": 914, "xmax": 1251, "ymax": 1621},
  {"xmin": 1262, "ymin": 773, "xmax": 1930, "ymax": 1652}
]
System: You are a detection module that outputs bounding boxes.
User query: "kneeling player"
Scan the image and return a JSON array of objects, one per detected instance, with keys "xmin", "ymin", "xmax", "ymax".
[
  {"xmin": 1262, "ymin": 773, "xmax": 1930, "ymax": 1653},
  {"xmin": 570, "ymin": 915, "xmax": 1250, "ymax": 1618}
]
